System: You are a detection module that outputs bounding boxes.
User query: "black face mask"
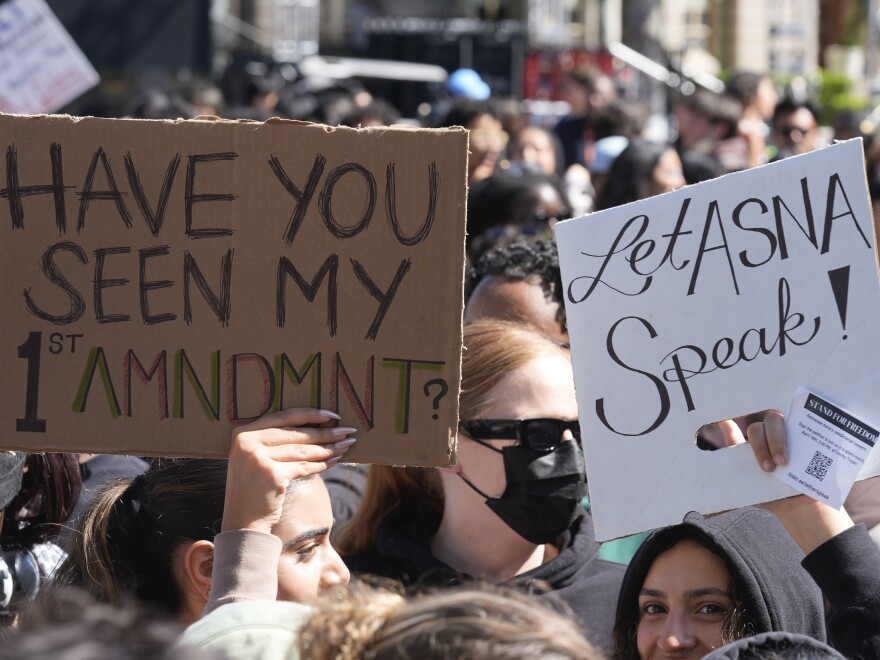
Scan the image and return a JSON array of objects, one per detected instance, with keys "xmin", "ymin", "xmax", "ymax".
[{"xmin": 458, "ymin": 439, "xmax": 588, "ymax": 545}]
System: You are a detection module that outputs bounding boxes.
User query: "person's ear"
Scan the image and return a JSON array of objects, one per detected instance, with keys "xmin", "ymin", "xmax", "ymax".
[{"xmin": 181, "ymin": 540, "xmax": 214, "ymax": 605}]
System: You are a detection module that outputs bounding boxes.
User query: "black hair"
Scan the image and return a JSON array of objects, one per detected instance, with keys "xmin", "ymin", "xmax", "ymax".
[
  {"xmin": 338, "ymin": 99, "xmax": 401, "ymax": 128},
  {"xmin": 467, "ymin": 171, "xmax": 568, "ymax": 237},
  {"xmin": 680, "ymin": 90, "xmax": 742, "ymax": 139},
  {"xmin": 772, "ymin": 97, "xmax": 820, "ymax": 127},
  {"xmin": 596, "ymin": 138, "xmax": 670, "ymax": 210},
  {"xmin": 506, "ymin": 125, "xmax": 565, "ymax": 176},
  {"xmin": 726, "ymin": 71, "xmax": 767, "ymax": 109},
  {"xmin": 592, "ymin": 99, "xmax": 648, "ymax": 140},
  {"xmin": 437, "ymin": 99, "xmax": 497, "ymax": 129},
  {"xmin": 54, "ymin": 459, "xmax": 227, "ymax": 615},
  {"xmin": 681, "ymin": 149, "xmax": 727, "ymax": 185},
  {"xmin": 466, "ymin": 239, "xmax": 565, "ymax": 333},
  {"xmin": 2, "ymin": 453, "xmax": 82, "ymax": 546}
]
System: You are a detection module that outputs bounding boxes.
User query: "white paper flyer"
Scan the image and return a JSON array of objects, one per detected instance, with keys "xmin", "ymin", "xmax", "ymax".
[{"xmin": 780, "ymin": 388, "xmax": 878, "ymax": 508}]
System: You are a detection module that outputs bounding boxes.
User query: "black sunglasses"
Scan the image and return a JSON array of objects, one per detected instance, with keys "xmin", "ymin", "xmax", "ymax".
[{"xmin": 458, "ymin": 418, "xmax": 581, "ymax": 452}]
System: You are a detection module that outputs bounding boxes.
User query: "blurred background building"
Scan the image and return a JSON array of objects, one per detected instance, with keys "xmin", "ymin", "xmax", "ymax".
[{"xmin": 38, "ymin": 0, "xmax": 879, "ymax": 124}]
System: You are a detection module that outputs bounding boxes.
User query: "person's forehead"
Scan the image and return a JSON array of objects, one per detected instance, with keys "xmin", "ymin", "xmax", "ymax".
[
  {"xmin": 468, "ymin": 276, "xmax": 549, "ymax": 316},
  {"xmin": 647, "ymin": 538, "xmax": 730, "ymax": 584},
  {"xmin": 465, "ymin": 276, "xmax": 567, "ymax": 342},
  {"xmin": 274, "ymin": 478, "xmax": 333, "ymax": 541},
  {"xmin": 480, "ymin": 352, "xmax": 576, "ymax": 419}
]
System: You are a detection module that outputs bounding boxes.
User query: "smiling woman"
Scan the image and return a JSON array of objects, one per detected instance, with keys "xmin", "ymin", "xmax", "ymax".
[
  {"xmin": 615, "ymin": 413, "xmax": 880, "ymax": 660},
  {"xmin": 612, "ymin": 507, "xmax": 824, "ymax": 660},
  {"xmin": 636, "ymin": 538, "xmax": 742, "ymax": 659}
]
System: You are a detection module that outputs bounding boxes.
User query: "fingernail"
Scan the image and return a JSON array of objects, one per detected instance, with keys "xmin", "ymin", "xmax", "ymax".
[
  {"xmin": 319, "ymin": 409, "xmax": 342, "ymax": 420},
  {"xmin": 334, "ymin": 438, "xmax": 357, "ymax": 450},
  {"xmin": 328, "ymin": 456, "xmax": 342, "ymax": 465},
  {"xmin": 774, "ymin": 453, "xmax": 787, "ymax": 466},
  {"xmin": 331, "ymin": 427, "xmax": 358, "ymax": 439},
  {"xmin": 762, "ymin": 459, "xmax": 775, "ymax": 472}
]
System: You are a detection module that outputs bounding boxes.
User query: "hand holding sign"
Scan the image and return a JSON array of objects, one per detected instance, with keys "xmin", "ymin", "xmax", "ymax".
[
  {"xmin": 556, "ymin": 139, "xmax": 880, "ymax": 540},
  {"xmin": 222, "ymin": 407, "xmax": 356, "ymax": 534},
  {"xmin": 721, "ymin": 409, "xmax": 856, "ymax": 555}
]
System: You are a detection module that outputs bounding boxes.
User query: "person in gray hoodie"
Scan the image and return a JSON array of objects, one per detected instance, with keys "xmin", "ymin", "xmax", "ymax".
[
  {"xmin": 612, "ymin": 412, "xmax": 880, "ymax": 660},
  {"xmin": 612, "ymin": 506, "xmax": 825, "ymax": 660}
]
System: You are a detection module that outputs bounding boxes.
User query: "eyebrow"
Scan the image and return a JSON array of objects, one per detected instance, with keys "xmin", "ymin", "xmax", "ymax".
[
  {"xmin": 639, "ymin": 587, "xmax": 731, "ymax": 599},
  {"xmin": 284, "ymin": 527, "xmax": 329, "ymax": 548},
  {"xmin": 686, "ymin": 587, "xmax": 731, "ymax": 599}
]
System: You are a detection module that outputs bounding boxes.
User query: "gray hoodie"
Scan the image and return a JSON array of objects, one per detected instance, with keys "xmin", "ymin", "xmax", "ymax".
[{"xmin": 613, "ymin": 507, "xmax": 826, "ymax": 657}]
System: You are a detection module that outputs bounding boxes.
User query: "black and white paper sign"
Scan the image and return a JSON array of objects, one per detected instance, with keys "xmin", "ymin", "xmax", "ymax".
[
  {"xmin": 781, "ymin": 388, "xmax": 877, "ymax": 508},
  {"xmin": 0, "ymin": 0, "xmax": 99, "ymax": 115},
  {"xmin": 555, "ymin": 139, "xmax": 880, "ymax": 540}
]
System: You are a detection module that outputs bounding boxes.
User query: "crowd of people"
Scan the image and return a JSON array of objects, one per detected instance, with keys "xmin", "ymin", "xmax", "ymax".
[{"xmin": 1, "ymin": 61, "xmax": 880, "ymax": 659}]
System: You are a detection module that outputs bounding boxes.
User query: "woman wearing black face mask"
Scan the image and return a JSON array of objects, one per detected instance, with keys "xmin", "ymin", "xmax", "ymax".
[{"xmin": 337, "ymin": 321, "xmax": 625, "ymax": 654}]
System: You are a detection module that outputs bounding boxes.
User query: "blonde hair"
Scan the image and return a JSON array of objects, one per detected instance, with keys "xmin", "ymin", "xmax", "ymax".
[
  {"xmin": 298, "ymin": 581, "xmax": 602, "ymax": 660},
  {"xmin": 457, "ymin": 319, "xmax": 568, "ymax": 421},
  {"xmin": 335, "ymin": 320, "xmax": 568, "ymax": 555},
  {"xmin": 60, "ymin": 480, "xmax": 130, "ymax": 605}
]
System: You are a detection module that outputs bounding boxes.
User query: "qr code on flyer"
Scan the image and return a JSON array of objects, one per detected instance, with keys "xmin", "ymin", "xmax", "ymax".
[{"xmin": 806, "ymin": 451, "xmax": 833, "ymax": 482}]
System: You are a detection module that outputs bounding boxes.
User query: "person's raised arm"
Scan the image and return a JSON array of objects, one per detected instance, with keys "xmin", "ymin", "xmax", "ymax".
[
  {"xmin": 206, "ymin": 408, "xmax": 356, "ymax": 614},
  {"xmin": 723, "ymin": 412, "xmax": 880, "ymax": 658},
  {"xmin": 723, "ymin": 412, "xmax": 854, "ymax": 554},
  {"xmin": 222, "ymin": 408, "xmax": 355, "ymax": 533}
]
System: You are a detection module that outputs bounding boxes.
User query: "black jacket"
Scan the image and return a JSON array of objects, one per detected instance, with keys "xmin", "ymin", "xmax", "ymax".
[
  {"xmin": 344, "ymin": 505, "xmax": 625, "ymax": 654},
  {"xmin": 803, "ymin": 524, "xmax": 880, "ymax": 660},
  {"xmin": 614, "ymin": 507, "xmax": 827, "ymax": 654}
]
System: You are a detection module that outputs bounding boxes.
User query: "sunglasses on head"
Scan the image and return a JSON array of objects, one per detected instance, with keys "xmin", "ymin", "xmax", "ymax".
[{"xmin": 458, "ymin": 418, "xmax": 581, "ymax": 452}]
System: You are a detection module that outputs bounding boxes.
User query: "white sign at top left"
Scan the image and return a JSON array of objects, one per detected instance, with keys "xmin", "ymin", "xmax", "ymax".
[{"xmin": 0, "ymin": 0, "xmax": 99, "ymax": 115}]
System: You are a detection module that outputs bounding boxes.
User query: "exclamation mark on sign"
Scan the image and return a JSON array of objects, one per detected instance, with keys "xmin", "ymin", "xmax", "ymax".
[{"xmin": 828, "ymin": 266, "xmax": 850, "ymax": 340}]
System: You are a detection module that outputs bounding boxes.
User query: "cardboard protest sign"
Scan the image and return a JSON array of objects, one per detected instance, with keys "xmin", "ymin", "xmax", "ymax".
[
  {"xmin": 0, "ymin": 114, "xmax": 467, "ymax": 465},
  {"xmin": 0, "ymin": 0, "xmax": 99, "ymax": 115},
  {"xmin": 555, "ymin": 139, "xmax": 880, "ymax": 540}
]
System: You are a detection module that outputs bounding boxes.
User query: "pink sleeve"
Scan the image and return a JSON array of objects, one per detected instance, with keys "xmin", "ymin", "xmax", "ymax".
[{"xmin": 202, "ymin": 529, "xmax": 282, "ymax": 616}]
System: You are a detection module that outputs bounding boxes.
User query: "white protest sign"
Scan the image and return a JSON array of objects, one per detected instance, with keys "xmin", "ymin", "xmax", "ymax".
[
  {"xmin": 0, "ymin": 0, "xmax": 99, "ymax": 115},
  {"xmin": 555, "ymin": 139, "xmax": 880, "ymax": 541}
]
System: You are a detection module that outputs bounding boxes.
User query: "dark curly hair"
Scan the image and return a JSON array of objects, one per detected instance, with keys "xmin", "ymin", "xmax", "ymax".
[{"xmin": 466, "ymin": 239, "xmax": 566, "ymax": 334}]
